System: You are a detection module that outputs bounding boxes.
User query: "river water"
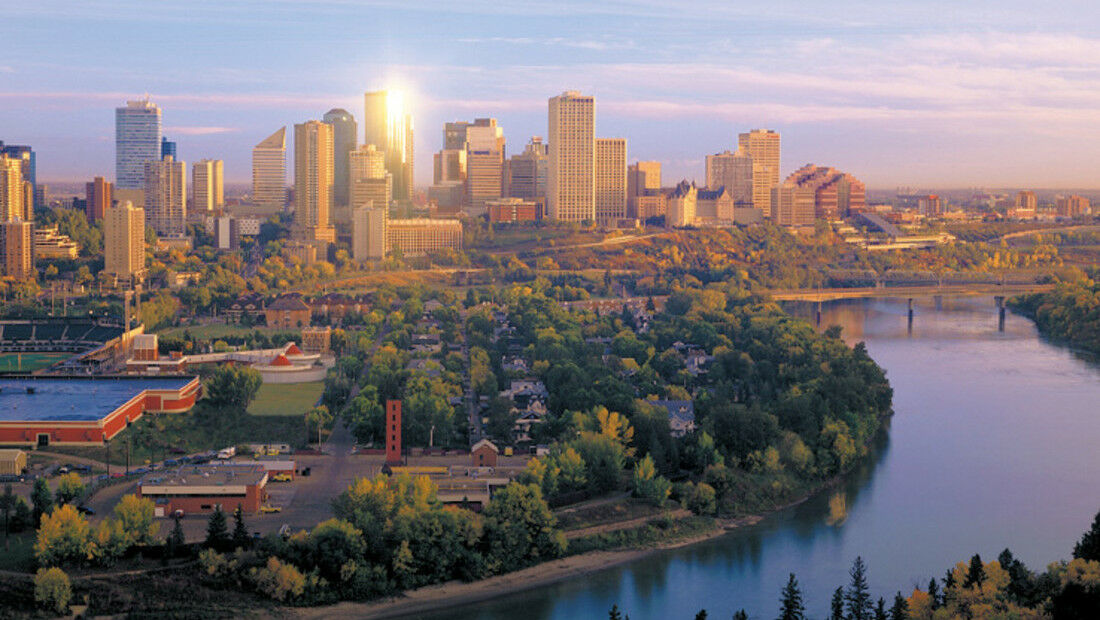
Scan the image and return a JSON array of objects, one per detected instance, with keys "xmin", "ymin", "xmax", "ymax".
[{"xmin": 427, "ymin": 297, "xmax": 1100, "ymax": 619}]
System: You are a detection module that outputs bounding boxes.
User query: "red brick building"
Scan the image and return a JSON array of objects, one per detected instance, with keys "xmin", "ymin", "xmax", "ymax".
[
  {"xmin": 471, "ymin": 439, "xmax": 499, "ymax": 467},
  {"xmin": 265, "ymin": 294, "xmax": 311, "ymax": 329},
  {"xmin": 140, "ymin": 464, "xmax": 268, "ymax": 516},
  {"xmin": 386, "ymin": 400, "xmax": 402, "ymax": 464}
]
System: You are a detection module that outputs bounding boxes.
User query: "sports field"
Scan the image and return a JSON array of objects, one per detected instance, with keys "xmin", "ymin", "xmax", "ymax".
[
  {"xmin": 0, "ymin": 352, "xmax": 71, "ymax": 373},
  {"xmin": 247, "ymin": 381, "xmax": 324, "ymax": 416}
]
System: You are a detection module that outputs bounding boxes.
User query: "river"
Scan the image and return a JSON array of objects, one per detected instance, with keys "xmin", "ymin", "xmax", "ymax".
[{"xmin": 424, "ymin": 296, "xmax": 1100, "ymax": 619}]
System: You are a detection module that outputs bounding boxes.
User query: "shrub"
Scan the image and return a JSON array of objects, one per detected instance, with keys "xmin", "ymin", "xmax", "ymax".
[{"xmin": 34, "ymin": 567, "xmax": 72, "ymax": 615}]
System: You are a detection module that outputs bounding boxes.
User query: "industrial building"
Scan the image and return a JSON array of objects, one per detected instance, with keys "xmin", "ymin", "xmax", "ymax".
[{"xmin": 139, "ymin": 463, "xmax": 268, "ymax": 516}]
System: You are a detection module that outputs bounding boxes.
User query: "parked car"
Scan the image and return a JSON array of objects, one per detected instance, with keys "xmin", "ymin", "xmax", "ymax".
[
  {"xmin": 260, "ymin": 505, "xmax": 282, "ymax": 513},
  {"xmin": 164, "ymin": 459, "xmax": 179, "ymax": 467},
  {"xmin": 75, "ymin": 506, "xmax": 95, "ymax": 516},
  {"xmin": 72, "ymin": 464, "xmax": 92, "ymax": 473},
  {"xmin": 272, "ymin": 473, "xmax": 293, "ymax": 482},
  {"xmin": 57, "ymin": 466, "xmax": 70, "ymax": 474}
]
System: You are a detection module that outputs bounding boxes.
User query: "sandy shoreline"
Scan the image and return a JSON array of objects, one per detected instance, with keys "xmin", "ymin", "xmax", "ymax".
[{"xmin": 290, "ymin": 523, "xmax": 742, "ymax": 620}]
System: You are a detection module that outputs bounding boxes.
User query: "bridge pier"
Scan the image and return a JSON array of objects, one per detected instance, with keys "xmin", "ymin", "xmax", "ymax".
[
  {"xmin": 995, "ymin": 296, "xmax": 1006, "ymax": 332},
  {"xmin": 907, "ymin": 298, "xmax": 914, "ymax": 335},
  {"xmin": 815, "ymin": 302, "xmax": 822, "ymax": 326}
]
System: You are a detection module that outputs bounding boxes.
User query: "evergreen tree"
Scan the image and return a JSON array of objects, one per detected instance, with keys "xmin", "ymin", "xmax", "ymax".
[
  {"xmin": 167, "ymin": 514, "xmax": 185, "ymax": 557},
  {"xmin": 205, "ymin": 506, "xmax": 229, "ymax": 549},
  {"xmin": 889, "ymin": 592, "xmax": 909, "ymax": 620},
  {"xmin": 874, "ymin": 597, "xmax": 887, "ymax": 620},
  {"xmin": 231, "ymin": 504, "xmax": 251, "ymax": 549},
  {"xmin": 963, "ymin": 554, "xmax": 985, "ymax": 589},
  {"xmin": 31, "ymin": 478, "xmax": 53, "ymax": 527},
  {"xmin": 1073, "ymin": 509, "xmax": 1100, "ymax": 562},
  {"xmin": 845, "ymin": 557, "xmax": 873, "ymax": 620},
  {"xmin": 695, "ymin": 611, "xmax": 707, "ymax": 620},
  {"xmin": 734, "ymin": 611, "xmax": 749, "ymax": 620},
  {"xmin": 778, "ymin": 573, "xmax": 805, "ymax": 620},
  {"xmin": 609, "ymin": 604, "xmax": 623, "ymax": 620},
  {"xmin": 830, "ymin": 586, "xmax": 845, "ymax": 620},
  {"xmin": 927, "ymin": 578, "xmax": 940, "ymax": 609}
]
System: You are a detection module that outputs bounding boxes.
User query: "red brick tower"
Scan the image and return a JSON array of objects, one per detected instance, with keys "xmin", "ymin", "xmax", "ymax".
[{"xmin": 385, "ymin": 400, "xmax": 402, "ymax": 465}]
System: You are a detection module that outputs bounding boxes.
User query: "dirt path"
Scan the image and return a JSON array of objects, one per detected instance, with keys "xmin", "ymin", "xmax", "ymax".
[{"xmin": 563, "ymin": 508, "xmax": 692, "ymax": 540}]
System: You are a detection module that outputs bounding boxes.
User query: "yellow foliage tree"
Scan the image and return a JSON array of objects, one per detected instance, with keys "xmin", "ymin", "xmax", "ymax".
[
  {"xmin": 34, "ymin": 504, "xmax": 91, "ymax": 566},
  {"xmin": 113, "ymin": 494, "xmax": 159, "ymax": 546}
]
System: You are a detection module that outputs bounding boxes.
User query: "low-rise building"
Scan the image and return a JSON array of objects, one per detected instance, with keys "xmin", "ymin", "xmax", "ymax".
[
  {"xmin": 387, "ymin": 218, "xmax": 462, "ymax": 257},
  {"xmin": 650, "ymin": 400, "xmax": 696, "ymax": 438},
  {"xmin": 139, "ymin": 464, "xmax": 268, "ymax": 516},
  {"xmin": 471, "ymin": 438, "xmax": 499, "ymax": 467},
  {"xmin": 266, "ymin": 295, "xmax": 311, "ymax": 329},
  {"xmin": 0, "ymin": 449, "xmax": 27, "ymax": 475},
  {"xmin": 33, "ymin": 225, "xmax": 79, "ymax": 259}
]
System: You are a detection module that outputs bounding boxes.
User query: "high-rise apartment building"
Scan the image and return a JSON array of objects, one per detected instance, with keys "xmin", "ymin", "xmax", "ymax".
[
  {"xmin": 104, "ymin": 200, "xmax": 146, "ymax": 285},
  {"xmin": 465, "ymin": 118, "xmax": 505, "ymax": 215},
  {"xmin": 323, "ymin": 108, "xmax": 357, "ymax": 209},
  {"xmin": 144, "ymin": 156, "xmax": 186, "ymax": 236},
  {"xmin": 918, "ymin": 195, "xmax": 943, "ymax": 217},
  {"xmin": 771, "ymin": 183, "xmax": 816, "ymax": 226},
  {"xmin": 738, "ymin": 129, "xmax": 780, "ymax": 216},
  {"xmin": 85, "ymin": 176, "xmax": 112, "ymax": 222},
  {"xmin": 352, "ymin": 205, "xmax": 387, "ymax": 261},
  {"xmin": 595, "ymin": 138, "xmax": 627, "ymax": 223},
  {"xmin": 1015, "ymin": 191, "xmax": 1038, "ymax": 210},
  {"xmin": 506, "ymin": 137, "xmax": 549, "ymax": 201},
  {"xmin": 294, "ymin": 121, "xmax": 335, "ymax": 243},
  {"xmin": 783, "ymin": 164, "xmax": 866, "ymax": 219},
  {"xmin": 192, "ymin": 159, "xmax": 224, "ymax": 214},
  {"xmin": 252, "ymin": 127, "xmax": 287, "ymax": 209},
  {"xmin": 349, "ymin": 144, "xmax": 392, "ymax": 211},
  {"xmin": 0, "ymin": 143, "xmax": 35, "ymax": 206},
  {"xmin": 1056, "ymin": 195, "xmax": 1090, "ymax": 217},
  {"xmin": 627, "ymin": 161, "xmax": 661, "ymax": 198},
  {"xmin": 433, "ymin": 149, "xmax": 467, "ymax": 184},
  {"xmin": 0, "ymin": 154, "xmax": 28, "ymax": 222},
  {"xmin": 548, "ymin": 91, "xmax": 595, "ymax": 222},
  {"xmin": 705, "ymin": 150, "xmax": 753, "ymax": 205},
  {"xmin": 363, "ymin": 90, "xmax": 414, "ymax": 201},
  {"xmin": 0, "ymin": 220, "xmax": 33, "ymax": 282},
  {"xmin": 115, "ymin": 98, "xmax": 162, "ymax": 189}
]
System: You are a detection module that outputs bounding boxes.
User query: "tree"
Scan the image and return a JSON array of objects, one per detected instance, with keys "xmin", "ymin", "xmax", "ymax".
[
  {"xmin": 306, "ymin": 405, "xmax": 333, "ymax": 447},
  {"xmin": 34, "ymin": 567, "xmax": 72, "ymax": 615},
  {"xmin": 889, "ymin": 591, "xmax": 909, "ymax": 620},
  {"xmin": 205, "ymin": 506, "xmax": 229, "ymax": 549},
  {"xmin": 608, "ymin": 604, "xmax": 624, "ymax": 620},
  {"xmin": 203, "ymin": 365, "xmax": 262, "ymax": 409},
  {"xmin": 166, "ymin": 514, "xmax": 185, "ymax": 557},
  {"xmin": 734, "ymin": 611, "xmax": 749, "ymax": 620},
  {"xmin": 249, "ymin": 556, "xmax": 306, "ymax": 601},
  {"xmin": 695, "ymin": 612, "xmax": 707, "ymax": 620},
  {"xmin": 481, "ymin": 483, "xmax": 566, "ymax": 573},
  {"xmin": 31, "ymin": 477, "xmax": 53, "ymax": 526},
  {"xmin": 34, "ymin": 504, "xmax": 91, "ymax": 566},
  {"xmin": 778, "ymin": 572, "xmax": 805, "ymax": 620},
  {"xmin": 631, "ymin": 454, "xmax": 671, "ymax": 506},
  {"xmin": 113, "ymin": 494, "xmax": 158, "ymax": 546},
  {"xmin": 874, "ymin": 597, "xmax": 887, "ymax": 620},
  {"xmin": 1074, "ymin": 509, "xmax": 1100, "ymax": 562},
  {"xmin": 845, "ymin": 557, "xmax": 873, "ymax": 620},
  {"xmin": 0, "ymin": 484, "xmax": 13, "ymax": 545},
  {"xmin": 927, "ymin": 578, "xmax": 940, "ymax": 609},
  {"xmin": 232, "ymin": 504, "xmax": 251, "ymax": 549},
  {"xmin": 963, "ymin": 553, "xmax": 985, "ymax": 589},
  {"xmin": 830, "ymin": 586, "xmax": 844, "ymax": 620},
  {"xmin": 686, "ymin": 482, "xmax": 717, "ymax": 516}
]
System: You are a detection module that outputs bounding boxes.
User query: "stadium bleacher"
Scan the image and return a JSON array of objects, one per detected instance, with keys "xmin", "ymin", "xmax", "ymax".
[
  {"xmin": 2, "ymin": 324, "xmax": 34, "ymax": 341},
  {"xmin": 33, "ymin": 324, "xmax": 67, "ymax": 341},
  {"xmin": 84, "ymin": 326, "xmax": 123, "ymax": 342}
]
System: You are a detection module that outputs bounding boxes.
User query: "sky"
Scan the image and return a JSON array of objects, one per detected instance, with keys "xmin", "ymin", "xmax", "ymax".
[{"xmin": 3, "ymin": 0, "xmax": 1100, "ymax": 189}]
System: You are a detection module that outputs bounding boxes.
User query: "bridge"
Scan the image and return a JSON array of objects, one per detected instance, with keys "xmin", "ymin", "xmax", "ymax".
[{"xmin": 767, "ymin": 282, "xmax": 1054, "ymax": 303}]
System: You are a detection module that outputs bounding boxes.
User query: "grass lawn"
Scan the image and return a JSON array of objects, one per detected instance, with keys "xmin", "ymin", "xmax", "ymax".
[
  {"xmin": 0, "ymin": 352, "xmax": 72, "ymax": 373},
  {"xmin": 247, "ymin": 381, "xmax": 324, "ymax": 416},
  {"xmin": 0, "ymin": 532, "xmax": 36, "ymax": 572}
]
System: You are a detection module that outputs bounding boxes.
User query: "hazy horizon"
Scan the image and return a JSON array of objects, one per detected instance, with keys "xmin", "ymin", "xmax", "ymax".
[{"xmin": 4, "ymin": 1, "xmax": 1100, "ymax": 189}]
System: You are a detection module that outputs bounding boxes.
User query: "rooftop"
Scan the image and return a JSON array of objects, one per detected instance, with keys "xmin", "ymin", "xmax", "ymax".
[
  {"xmin": 140, "ymin": 464, "xmax": 267, "ymax": 490},
  {"xmin": 0, "ymin": 377, "xmax": 196, "ymax": 422}
]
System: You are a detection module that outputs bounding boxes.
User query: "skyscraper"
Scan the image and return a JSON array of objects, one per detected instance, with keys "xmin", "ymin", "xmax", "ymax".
[
  {"xmin": 444, "ymin": 122, "xmax": 471, "ymax": 150},
  {"xmin": 161, "ymin": 136, "xmax": 177, "ymax": 161},
  {"xmin": 627, "ymin": 161, "xmax": 661, "ymax": 197},
  {"xmin": 0, "ymin": 142, "xmax": 35, "ymax": 206},
  {"xmin": 85, "ymin": 176, "xmax": 113, "ymax": 222},
  {"xmin": 465, "ymin": 118, "xmax": 505, "ymax": 215},
  {"xmin": 595, "ymin": 138, "xmax": 627, "ymax": 223},
  {"xmin": 293, "ymin": 120, "xmax": 335, "ymax": 243},
  {"xmin": 548, "ymin": 91, "xmax": 595, "ymax": 222},
  {"xmin": 323, "ymin": 108, "xmax": 357, "ymax": 209},
  {"xmin": 363, "ymin": 90, "xmax": 414, "ymax": 201},
  {"xmin": 738, "ymin": 129, "xmax": 780, "ymax": 216},
  {"xmin": 115, "ymin": 98, "xmax": 162, "ymax": 189},
  {"xmin": 0, "ymin": 220, "xmax": 33, "ymax": 282},
  {"xmin": 349, "ymin": 144, "xmax": 392, "ymax": 211},
  {"xmin": 252, "ymin": 127, "xmax": 287, "ymax": 209},
  {"xmin": 192, "ymin": 159, "xmax": 224, "ymax": 214},
  {"xmin": 144, "ymin": 155, "xmax": 186, "ymax": 236},
  {"xmin": 0, "ymin": 154, "xmax": 27, "ymax": 222},
  {"xmin": 705, "ymin": 150, "xmax": 753, "ymax": 205},
  {"xmin": 104, "ymin": 200, "xmax": 146, "ymax": 285},
  {"xmin": 352, "ymin": 205, "xmax": 387, "ymax": 261},
  {"xmin": 506, "ymin": 137, "xmax": 549, "ymax": 200}
]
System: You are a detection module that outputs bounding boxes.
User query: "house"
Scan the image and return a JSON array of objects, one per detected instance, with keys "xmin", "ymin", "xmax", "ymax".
[
  {"xmin": 650, "ymin": 400, "xmax": 697, "ymax": 438},
  {"xmin": 0, "ymin": 449, "xmax": 27, "ymax": 476},
  {"xmin": 471, "ymin": 439, "xmax": 499, "ymax": 467},
  {"xmin": 225, "ymin": 294, "xmax": 266, "ymax": 322},
  {"xmin": 410, "ymin": 333, "xmax": 442, "ymax": 354},
  {"xmin": 406, "ymin": 358, "xmax": 441, "ymax": 377},
  {"xmin": 684, "ymin": 349, "xmax": 713, "ymax": 376},
  {"xmin": 512, "ymin": 399, "xmax": 548, "ymax": 443},
  {"xmin": 499, "ymin": 380, "xmax": 549, "ymax": 408},
  {"xmin": 501, "ymin": 355, "xmax": 528, "ymax": 373},
  {"xmin": 312, "ymin": 293, "xmax": 369, "ymax": 319},
  {"xmin": 265, "ymin": 295, "xmax": 311, "ymax": 329}
]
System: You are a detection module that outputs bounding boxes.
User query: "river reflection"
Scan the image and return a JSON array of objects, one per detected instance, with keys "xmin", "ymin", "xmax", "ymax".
[{"xmin": 417, "ymin": 297, "xmax": 1100, "ymax": 619}]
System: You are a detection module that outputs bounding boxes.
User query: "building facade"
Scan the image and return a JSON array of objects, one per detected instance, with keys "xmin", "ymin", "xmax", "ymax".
[
  {"xmin": 293, "ymin": 121, "xmax": 336, "ymax": 243},
  {"xmin": 192, "ymin": 159, "xmax": 224, "ymax": 214},
  {"xmin": 595, "ymin": 138, "xmax": 627, "ymax": 224},
  {"xmin": 85, "ymin": 176, "xmax": 112, "ymax": 222},
  {"xmin": 738, "ymin": 129, "xmax": 780, "ymax": 216},
  {"xmin": 465, "ymin": 118, "xmax": 506, "ymax": 215},
  {"xmin": 104, "ymin": 200, "xmax": 147, "ymax": 284},
  {"xmin": 363, "ymin": 90, "xmax": 414, "ymax": 201},
  {"xmin": 783, "ymin": 164, "xmax": 866, "ymax": 219},
  {"xmin": 252, "ymin": 127, "xmax": 287, "ymax": 210},
  {"xmin": 352, "ymin": 205, "xmax": 387, "ymax": 261},
  {"xmin": 387, "ymin": 218, "xmax": 462, "ymax": 257},
  {"xmin": 349, "ymin": 144, "xmax": 392, "ymax": 211},
  {"xmin": 548, "ymin": 91, "xmax": 595, "ymax": 221},
  {"xmin": 115, "ymin": 99, "xmax": 162, "ymax": 190},
  {"xmin": 0, "ymin": 220, "xmax": 33, "ymax": 281},
  {"xmin": 487, "ymin": 197, "xmax": 542, "ymax": 223},
  {"xmin": 506, "ymin": 137, "xmax": 549, "ymax": 200},
  {"xmin": 322, "ymin": 108, "xmax": 357, "ymax": 210},
  {"xmin": 666, "ymin": 181, "xmax": 697, "ymax": 227},
  {"xmin": 144, "ymin": 156, "xmax": 186, "ymax": 236},
  {"xmin": 705, "ymin": 150, "xmax": 753, "ymax": 205},
  {"xmin": 1056, "ymin": 195, "xmax": 1090, "ymax": 217},
  {"xmin": 0, "ymin": 154, "xmax": 28, "ymax": 222},
  {"xmin": 771, "ymin": 183, "xmax": 816, "ymax": 226}
]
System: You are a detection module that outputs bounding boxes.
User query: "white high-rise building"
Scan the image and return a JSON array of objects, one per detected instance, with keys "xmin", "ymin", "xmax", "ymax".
[
  {"xmin": 705, "ymin": 150, "xmax": 753, "ymax": 205},
  {"xmin": 465, "ymin": 118, "xmax": 505, "ymax": 215},
  {"xmin": 738, "ymin": 129, "xmax": 780, "ymax": 216},
  {"xmin": 595, "ymin": 138, "xmax": 627, "ymax": 224},
  {"xmin": 252, "ymin": 127, "xmax": 287, "ymax": 209},
  {"xmin": 104, "ymin": 200, "xmax": 146, "ymax": 283},
  {"xmin": 192, "ymin": 159, "xmax": 224, "ymax": 214},
  {"xmin": 352, "ymin": 204, "xmax": 387, "ymax": 261},
  {"xmin": 548, "ymin": 91, "xmax": 595, "ymax": 222},
  {"xmin": 115, "ymin": 98, "xmax": 162, "ymax": 190},
  {"xmin": 144, "ymin": 156, "xmax": 186, "ymax": 236}
]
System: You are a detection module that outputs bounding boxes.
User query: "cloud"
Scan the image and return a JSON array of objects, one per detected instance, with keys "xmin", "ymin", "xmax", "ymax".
[
  {"xmin": 456, "ymin": 36, "xmax": 637, "ymax": 51},
  {"xmin": 163, "ymin": 125, "xmax": 240, "ymax": 135}
]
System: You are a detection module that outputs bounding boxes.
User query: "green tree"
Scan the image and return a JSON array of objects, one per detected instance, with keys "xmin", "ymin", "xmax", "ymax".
[
  {"xmin": 205, "ymin": 506, "xmax": 229, "ymax": 549},
  {"xmin": 203, "ymin": 366, "xmax": 262, "ymax": 408},
  {"xmin": 686, "ymin": 482, "xmax": 717, "ymax": 516},
  {"xmin": 55, "ymin": 473, "xmax": 87, "ymax": 506},
  {"xmin": 0, "ymin": 483, "xmax": 13, "ymax": 544},
  {"xmin": 830, "ymin": 586, "xmax": 845, "ymax": 620},
  {"xmin": 874, "ymin": 597, "xmax": 887, "ymax": 620},
  {"xmin": 166, "ymin": 514, "xmax": 185, "ymax": 557},
  {"xmin": 734, "ymin": 611, "xmax": 749, "ymax": 620},
  {"xmin": 232, "ymin": 504, "xmax": 251, "ymax": 549},
  {"xmin": 306, "ymin": 405, "xmax": 333, "ymax": 447},
  {"xmin": 845, "ymin": 556, "xmax": 873, "ymax": 620},
  {"xmin": 608, "ymin": 604, "xmax": 625, "ymax": 620},
  {"xmin": 963, "ymin": 553, "xmax": 985, "ymax": 589},
  {"xmin": 889, "ymin": 591, "xmax": 909, "ymax": 620},
  {"xmin": 695, "ymin": 611, "xmax": 707, "ymax": 620},
  {"xmin": 927, "ymin": 578, "xmax": 940, "ymax": 609},
  {"xmin": 778, "ymin": 572, "xmax": 805, "ymax": 620},
  {"xmin": 631, "ymin": 454, "xmax": 670, "ymax": 506},
  {"xmin": 481, "ymin": 483, "xmax": 565, "ymax": 573},
  {"xmin": 1074, "ymin": 509, "xmax": 1100, "ymax": 562},
  {"xmin": 31, "ymin": 478, "xmax": 54, "ymax": 527},
  {"xmin": 34, "ymin": 567, "xmax": 72, "ymax": 615}
]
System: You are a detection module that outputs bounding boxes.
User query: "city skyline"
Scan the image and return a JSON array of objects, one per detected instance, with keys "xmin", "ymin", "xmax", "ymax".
[{"xmin": 4, "ymin": 1, "xmax": 1100, "ymax": 188}]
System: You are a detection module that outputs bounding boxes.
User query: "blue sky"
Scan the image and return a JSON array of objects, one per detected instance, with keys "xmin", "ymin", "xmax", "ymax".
[{"xmin": 3, "ymin": 0, "xmax": 1100, "ymax": 189}]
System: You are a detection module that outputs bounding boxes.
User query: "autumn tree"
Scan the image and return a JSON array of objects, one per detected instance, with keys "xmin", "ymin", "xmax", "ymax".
[
  {"xmin": 481, "ymin": 483, "xmax": 565, "ymax": 573},
  {"xmin": 113, "ymin": 494, "xmax": 158, "ymax": 546},
  {"xmin": 34, "ymin": 567, "xmax": 72, "ymax": 615},
  {"xmin": 34, "ymin": 504, "xmax": 91, "ymax": 566}
]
